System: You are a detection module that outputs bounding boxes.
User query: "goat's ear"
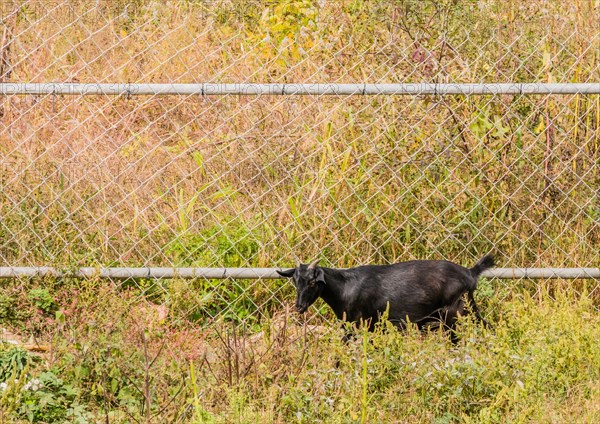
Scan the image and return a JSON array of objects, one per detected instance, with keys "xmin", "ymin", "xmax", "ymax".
[
  {"xmin": 277, "ymin": 268, "xmax": 295, "ymax": 278},
  {"xmin": 315, "ymin": 267, "xmax": 326, "ymax": 284}
]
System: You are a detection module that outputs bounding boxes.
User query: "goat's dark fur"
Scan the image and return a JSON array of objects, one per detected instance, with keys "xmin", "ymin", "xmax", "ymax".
[{"xmin": 277, "ymin": 255, "xmax": 494, "ymax": 343}]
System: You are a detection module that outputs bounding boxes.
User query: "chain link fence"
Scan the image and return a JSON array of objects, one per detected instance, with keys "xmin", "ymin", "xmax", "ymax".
[
  {"xmin": 0, "ymin": 0, "xmax": 599, "ymax": 359},
  {"xmin": 0, "ymin": 1, "xmax": 598, "ymax": 421}
]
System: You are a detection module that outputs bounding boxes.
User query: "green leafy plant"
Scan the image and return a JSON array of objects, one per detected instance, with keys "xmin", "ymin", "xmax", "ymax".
[
  {"xmin": 18, "ymin": 371, "xmax": 91, "ymax": 423},
  {"xmin": 0, "ymin": 347, "xmax": 35, "ymax": 382},
  {"xmin": 28, "ymin": 289, "xmax": 56, "ymax": 315}
]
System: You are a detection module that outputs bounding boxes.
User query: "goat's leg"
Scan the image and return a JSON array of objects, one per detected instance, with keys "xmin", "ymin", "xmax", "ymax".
[
  {"xmin": 340, "ymin": 320, "xmax": 359, "ymax": 344},
  {"xmin": 447, "ymin": 315, "xmax": 460, "ymax": 345},
  {"xmin": 442, "ymin": 305, "xmax": 461, "ymax": 345},
  {"xmin": 467, "ymin": 290, "xmax": 491, "ymax": 329},
  {"xmin": 341, "ymin": 330, "xmax": 356, "ymax": 344},
  {"xmin": 440, "ymin": 296, "xmax": 467, "ymax": 345}
]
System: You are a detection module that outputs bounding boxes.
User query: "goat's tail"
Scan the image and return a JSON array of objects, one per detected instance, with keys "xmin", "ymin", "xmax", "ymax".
[{"xmin": 470, "ymin": 254, "xmax": 495, "ymax": 277}]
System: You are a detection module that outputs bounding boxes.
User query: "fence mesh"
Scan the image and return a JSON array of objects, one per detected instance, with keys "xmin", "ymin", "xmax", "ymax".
[
  {"xmin": 0, "ymin": 0, "xmax": 599, "ymax": 418},
  {"xmin": 1, "ymin": 3, "xmax": 599, "ymax": 295}
]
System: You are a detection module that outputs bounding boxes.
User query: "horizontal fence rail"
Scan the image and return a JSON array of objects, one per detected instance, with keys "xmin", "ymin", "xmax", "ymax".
[
  {"xmin": 1, "ymin": 83, "xmax": 599, "ymax": 96},
  {"xmin": 1, "ymin": 267, "xmax": 599, "ymax": 280}
]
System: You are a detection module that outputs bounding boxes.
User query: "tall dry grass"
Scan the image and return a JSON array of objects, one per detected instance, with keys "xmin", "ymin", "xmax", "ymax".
[
  {"xmin": 0, "ymin": 0, "xmax": 598, "ymax": 270},
  {"xmin": 0, "ymin": 1, "xmax": 599, "ymax": 421}
]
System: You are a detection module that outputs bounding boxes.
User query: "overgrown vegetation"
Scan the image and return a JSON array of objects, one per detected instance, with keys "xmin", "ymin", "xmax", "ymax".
[
  {"xmin": 0, "ymin": 279, "xmax": 598, "ymax": 422},
  {"xmin": 0, "ymin": 0, "xmax": 599, "ymax": 421}
]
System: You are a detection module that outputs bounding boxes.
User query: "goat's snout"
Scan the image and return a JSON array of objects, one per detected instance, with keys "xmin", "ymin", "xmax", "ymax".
[{"xmin": 295, "ymin": 303, "xmax": 307, "ymax": 313}]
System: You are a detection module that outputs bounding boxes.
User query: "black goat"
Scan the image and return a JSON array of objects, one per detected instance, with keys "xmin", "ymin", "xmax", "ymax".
[{"xmin": 277, "ymin": 255, "xmax": 494, "ymax": 342}]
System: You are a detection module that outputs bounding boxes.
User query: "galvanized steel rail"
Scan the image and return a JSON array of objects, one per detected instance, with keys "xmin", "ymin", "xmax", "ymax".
[
  {"xmin": 1, "ymin": 83, "xmax": 599, "ymax": 96},
  {"xmin": 0, "ymin": 267, "xmax": 598, "ymax": 279}
]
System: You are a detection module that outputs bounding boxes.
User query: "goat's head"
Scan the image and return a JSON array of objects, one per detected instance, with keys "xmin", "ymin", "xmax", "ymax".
[{"xmin": 277, "ymin": 259, "xmax": 325, "ymax": 313}]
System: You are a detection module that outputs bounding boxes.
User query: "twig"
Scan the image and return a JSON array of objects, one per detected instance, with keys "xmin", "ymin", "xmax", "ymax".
[
  {"xmin": 152, "ymin": 381, "xmax": 186, "ymax": 418},
  {"xmin": 141, "ymin": 330, "xmax": 152, "ymax": 423}
]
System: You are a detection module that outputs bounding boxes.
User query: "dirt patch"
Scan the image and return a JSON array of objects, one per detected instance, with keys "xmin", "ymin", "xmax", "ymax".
[{"xmin": 1, "ymin": 327, "xmax": 50, "ymax": 354}]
